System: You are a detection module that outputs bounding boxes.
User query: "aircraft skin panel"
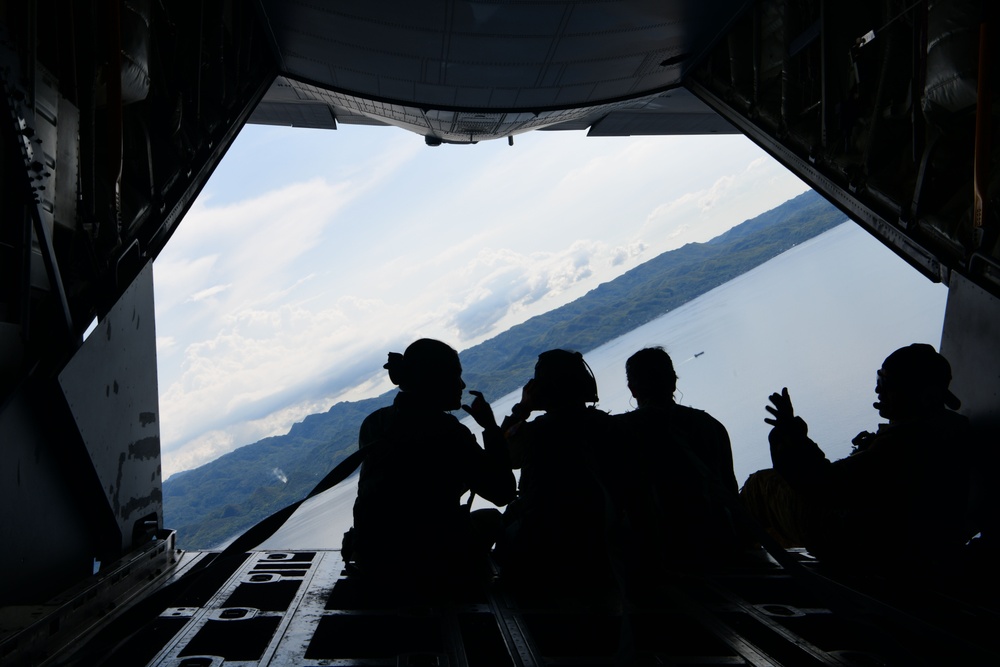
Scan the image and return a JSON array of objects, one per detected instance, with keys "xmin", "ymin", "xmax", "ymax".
[
  {"xmin": 254, "ymin": 0, "xmax": 754, "ymax": 111},
  {"xmin": 587, "ymin": 109, "xmax": 740, "ymax": 136},
  {"xmin": 0, "ymin": 388, "xmax": 101, "ymax": 604},
  {"xmin": 249, "ymin": 101, "xmax": 340, "ymax": 130},
  {"xmin": 58, "ymin": 261, "xmax": 162, "ymax": 553},
  {"xmin": 941, "ymin": 272, "xmax": 1000, "ymax": 427},
  {"xmin": 248, "ymin": 77, "xmax": 744, "ymax": 137},
  {"xmin": 249, "ymin": 75, "xmax": 680, "ymax": 144}
]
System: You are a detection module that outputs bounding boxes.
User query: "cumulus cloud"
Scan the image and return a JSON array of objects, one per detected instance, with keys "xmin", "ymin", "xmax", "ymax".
[
  {"xmin": 165, "ymin": 429, "xmax": 236, "ymax": 478},
  {"xmin": 639, "ymin": 155, "xmax": 808, "ymax": 254},
  {"xmin": 697, "ymin": 174, "xmax": 735, "ymax": 212},
  {"xmin": 444, "ymin": 239, "xmax": 623, "ymax": 340},
  {"xmin": 160, "ymin": 302, "xmax": 377, "ymax": 450},
  {"xmin": 451, "ymin": 296, "xmax": 516, "ymax": 340},
  {"xmin": 611, "ymin": 241, "xmax": 647, "ymax": 266}
]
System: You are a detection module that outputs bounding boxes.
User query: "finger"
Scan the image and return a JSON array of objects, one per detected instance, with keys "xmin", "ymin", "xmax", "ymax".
[
  {"xmin": 461, "ymin": 404, "xmax": 472, "ymax": 413},
  {"xmin": 764, "ymin": 417, "xmax": 776, "ymax": 426}
]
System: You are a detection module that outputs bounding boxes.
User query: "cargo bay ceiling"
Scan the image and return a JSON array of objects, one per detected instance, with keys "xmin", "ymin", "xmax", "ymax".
[{"xmin": 248, "ymin": 0, "xmax": 748, "ymax": 141}]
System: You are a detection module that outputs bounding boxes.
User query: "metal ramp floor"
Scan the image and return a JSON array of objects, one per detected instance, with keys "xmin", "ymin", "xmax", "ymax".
[{"xmin": 53, "ymin": 545, "xmax": 996, "ymax": 667}]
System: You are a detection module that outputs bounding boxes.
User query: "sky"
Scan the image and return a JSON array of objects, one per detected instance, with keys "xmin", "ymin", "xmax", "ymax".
[{"xmin": 152, "ymin": 123, "xmax": 811, "ymax": 479}]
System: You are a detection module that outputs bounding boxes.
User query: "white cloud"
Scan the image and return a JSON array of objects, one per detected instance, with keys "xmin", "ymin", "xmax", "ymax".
[
  {"xmin": 639, "ymin": 154, "xmax": 808, "ymax": 253},
  {"xmin": 189, "ymin": 284, "xmax": 231, "ymax": 302},
  {"xmin": 154, "ymin": 254, "xmax": 219, "ymax": 313},
  {"xmin": 165, "ymin": 429, "xmax": 236, "ymax": 478},
  {"xmin": 442, "ymin": 238, "xmax": 636, "ymax": 340},
  {"xmin": 611, "ymin": 241, "xmax": 647, "ymax": 266}
]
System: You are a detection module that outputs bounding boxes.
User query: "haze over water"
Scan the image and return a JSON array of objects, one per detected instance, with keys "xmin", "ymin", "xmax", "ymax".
[{"xmin": 259, "ymin": 221, "xmax": 948, "ymax": 549}]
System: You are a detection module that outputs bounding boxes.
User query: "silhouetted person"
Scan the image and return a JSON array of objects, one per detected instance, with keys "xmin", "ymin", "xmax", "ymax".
[
  {"xmin": 498, "ymin": 349, "xmax": 615, "ymax": 598},
  {"xmin": 350, "ymin": 339, "xmax": 515, "ymax": 597},
  {"xmin": 613, "ymin": 347, "xmax": 741, "ymax": 574},
  {"xmin": 742, "ymin": 343, "xmax": 975, "ymax": 571}
]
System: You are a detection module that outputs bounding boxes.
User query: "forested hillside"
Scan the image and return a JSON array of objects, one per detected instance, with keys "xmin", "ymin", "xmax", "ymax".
[
  {"xmin": 458, "ymin": 190, "xmax": 843, "ymax": 402},
  {"xmin": 165, "ymin": 190, "xmax": 844, "ymax": 548}
]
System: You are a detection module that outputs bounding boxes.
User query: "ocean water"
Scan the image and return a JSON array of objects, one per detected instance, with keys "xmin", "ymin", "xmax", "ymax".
[{"xmin": 257, "ymin": 221, "xmax": 948, "ymax": 550}]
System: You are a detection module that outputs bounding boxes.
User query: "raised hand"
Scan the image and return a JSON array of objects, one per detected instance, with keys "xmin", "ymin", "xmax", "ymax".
[
  {"xmin": 765, "ymin": 387, "xmax": 809, "ymax": 455},
  {"xmin": 765, "ymin": 387, "xmax": 795, "ymax": 427},
  {"xmin": 462, "ymin": 390, "xmax": 499, "ymax": 430}
]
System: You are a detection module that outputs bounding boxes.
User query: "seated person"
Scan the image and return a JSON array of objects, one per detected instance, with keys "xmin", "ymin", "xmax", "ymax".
[
  {"xmin": 350, "ymin": 339, "xmax": 515, "ymax": 597},
  {"xmin": 613, "ymin": 347, "xmax": 741, "ymax": 572},
  {"xmin": 497, "ymin": 349, "xmax": 615, "ymax": 596},
  {"xmin": 742, "ymin": 343, "xmax": 975, "ymax": 570}
]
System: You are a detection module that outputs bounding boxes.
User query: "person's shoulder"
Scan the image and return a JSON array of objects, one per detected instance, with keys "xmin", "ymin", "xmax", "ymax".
[
  {"xmin": 572, "ymin": 406, "xmax": 614, "ymax": 429},
  {"xmin": 610, "ymin": 409, "xmax": 639, "ymax": 424},
  {"xmin": 361, "ymin": 405, "xmax": 394, "ymax": 424},
  {"xmin": 886, "ymin": 409, "xmax": 971, "ymax": 442},
  {"xmin": 437, "ymin": 409, "xmax": 467, "ymax": 428},
  {"xmin": 673, "ymin": 404, "xmax": 730, "ymax": 436},
  {"xmin": 609, "ymin": 409, "xmax": 655, "ymax": 444},
  {"xmin": 908, "ymin": 409, "xmax": 973, "ymax": 453},
  {"xmin": 584, "ymin": 406, "xmax": 613, "ymax": 421},
  {"xmin": 938, "ymin": 408, "xmax": 971, "ymax": 431},
  {"xmin": 359, "ymin": 405, "xmax": 397, "ymax": 446},
  {"xmin": 672, "ymin": 403, "xmax": 717, "ymax": 423},
  {"xmin": 671, "ymin": 402, "xmax": 706, "ymax": 418},
  {"xmin": 531, "ymin": 407, "xmax": 613, "ymax": 437},
  {"xmin": 610, "ymin": 408, "xmax": 651, "ymax": 429},
  {"xmin": 360, "ymin": 405, "xmax": 395, "ymax": 431},
  {"xmin": 436, "ymin": 409, "xmax": 478, "ymax": 440}
]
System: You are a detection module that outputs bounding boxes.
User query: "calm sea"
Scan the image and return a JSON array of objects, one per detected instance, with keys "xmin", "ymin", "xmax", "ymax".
[{"xmin": 258, "ymin": 221, "xmax": 948, "ymax": 549}]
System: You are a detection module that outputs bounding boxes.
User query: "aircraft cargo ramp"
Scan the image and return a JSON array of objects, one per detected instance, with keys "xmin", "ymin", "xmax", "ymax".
[{"xmin": 4, "ymin": 538, "xmax": 997, "ymax": 666}]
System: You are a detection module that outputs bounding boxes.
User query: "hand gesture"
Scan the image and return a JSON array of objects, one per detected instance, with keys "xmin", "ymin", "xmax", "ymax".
[
  {"xmin": 765, "ymin": 388, "xmax": 808, "ymax": 449},
  {"xmin": 764, "ymin": 387, "xmax": 795, "ymax": 427},
  {"xmin": 462, "ymin": 390, "xmax": 498, "ymax": 431}
]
